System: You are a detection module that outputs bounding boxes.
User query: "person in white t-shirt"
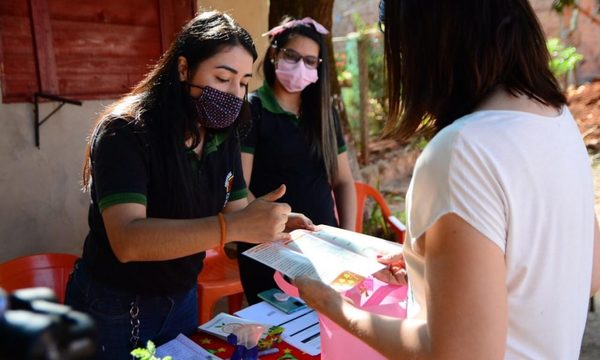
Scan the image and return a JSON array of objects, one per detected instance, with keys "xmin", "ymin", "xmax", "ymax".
[{"xmin": 294, "ymin": 0, "xmax": 600, "ymax": 359}]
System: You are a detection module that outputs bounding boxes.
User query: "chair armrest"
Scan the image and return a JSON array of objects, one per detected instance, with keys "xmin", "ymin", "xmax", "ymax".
[{"xmin": 388, "ymin": 216, "xmax": 406, "ymax": 232}]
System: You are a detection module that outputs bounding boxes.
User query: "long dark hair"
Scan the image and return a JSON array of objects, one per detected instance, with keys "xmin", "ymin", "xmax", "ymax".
[
  {"xmin": 82, "ymin": 11, "xmax": 257, "ymax": 216},
  {"xmin": 263, "ymin": 18, "xmax": 338, "ymax": 184},
  {"xmin": 381, "ymin": 0, "xmax": 566, "ymax": 141}
]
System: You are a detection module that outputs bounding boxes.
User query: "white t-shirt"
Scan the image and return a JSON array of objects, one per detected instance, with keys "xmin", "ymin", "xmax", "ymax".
[{"xmin": 404, "ymin": 106, "xmax": 595, "ymax": 359}]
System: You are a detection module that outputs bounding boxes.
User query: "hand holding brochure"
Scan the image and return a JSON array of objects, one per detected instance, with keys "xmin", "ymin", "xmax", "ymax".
[{"xmin": 242, "ymin": 225, "xmax": 403, "ymax": 291}]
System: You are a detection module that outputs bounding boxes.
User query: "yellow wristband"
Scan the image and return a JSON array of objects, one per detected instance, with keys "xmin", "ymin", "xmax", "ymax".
[{"xmin": 218, "ymin": 212, "xmax": 227, "ymax": 248}]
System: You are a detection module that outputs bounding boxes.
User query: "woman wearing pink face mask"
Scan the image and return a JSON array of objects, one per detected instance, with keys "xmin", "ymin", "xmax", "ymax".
[{"xmin": 237, "ymin": 17, "xmax": 357, "ymax": 304}]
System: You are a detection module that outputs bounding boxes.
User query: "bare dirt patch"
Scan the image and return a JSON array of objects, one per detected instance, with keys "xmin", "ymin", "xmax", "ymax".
[{"xmin": 569, "ymin": 80, "xmax": 600, "ymax": 151}]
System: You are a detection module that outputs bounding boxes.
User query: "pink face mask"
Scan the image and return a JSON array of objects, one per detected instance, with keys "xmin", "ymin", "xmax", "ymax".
[{"xmin": 275, "ymin": 60, "xmax": 319, "ymax": 93}]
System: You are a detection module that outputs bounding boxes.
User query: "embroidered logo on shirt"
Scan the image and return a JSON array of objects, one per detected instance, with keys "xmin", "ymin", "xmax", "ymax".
[{"xmin": 223, "ymin": 171, "xmax": 234, "ymax": 208}]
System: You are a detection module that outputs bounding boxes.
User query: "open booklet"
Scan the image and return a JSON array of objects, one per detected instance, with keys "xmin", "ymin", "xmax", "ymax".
[
  {"xmin": 198, "ymin": 312, "xmax": 272, "ymax": 341},
  {"xmin": 155, "ymin": 333, "xmax": 221, "ymax": 360},
  {"xmin": 242, "ymin": 225, "xmax": 403, "ymax": 291}
]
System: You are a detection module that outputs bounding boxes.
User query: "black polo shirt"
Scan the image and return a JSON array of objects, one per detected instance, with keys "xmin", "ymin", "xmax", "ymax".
[
  {"xmin": 241, "ymin": 83, "xmax": 347, "ymax": 226},
  {"xmin": 82, "ymin": 119, "xmax": 247, "ymax": 295}
]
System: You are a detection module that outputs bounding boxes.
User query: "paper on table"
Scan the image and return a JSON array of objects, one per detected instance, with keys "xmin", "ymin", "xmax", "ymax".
[
  {"xmin": 236, "ymin": 301, "xmax": 321, "ymax": 356},
  {"xmin": 155, "ymin": 333, "xmax": 221, "ymax": 360},
  {"xmin": 198, "ymin": 312, "xmax": 270, "ymax": 341},
  {"xmin": 283, "ymin": 321, "xmax": 320, "ymax": 356},
  {"xmin": 235, "ymin": 301, "xmax": 312, "ymax": 326}
]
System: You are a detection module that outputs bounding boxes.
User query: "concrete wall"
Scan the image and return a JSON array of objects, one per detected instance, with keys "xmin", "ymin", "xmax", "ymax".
[
  {"xmin": 0, "ymin": 87, "xmax": 111, "ymax": 262},
  {"xmin": 197, "ymin": 0, "xmax": 269, "ymax": 90}
]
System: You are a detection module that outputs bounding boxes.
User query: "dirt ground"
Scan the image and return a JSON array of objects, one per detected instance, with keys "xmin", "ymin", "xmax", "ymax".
[{"xmin": 570, "ymin": 80, "xmax": 600, "ymax": 150}]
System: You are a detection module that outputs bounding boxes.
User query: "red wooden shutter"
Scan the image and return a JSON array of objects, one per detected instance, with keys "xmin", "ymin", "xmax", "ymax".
[
  {"xmin": 0, "ymin": 0, "xmax": 38, "ymax": 102},
  {"xmin": 0, "ymin": 0, "xmax": 193, "ymax": 103}
]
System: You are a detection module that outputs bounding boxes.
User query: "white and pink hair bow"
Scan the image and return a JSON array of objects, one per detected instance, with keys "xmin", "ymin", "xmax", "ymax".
[{"xmin": 262, "ymin": 17, "xmax": 329, "ymax": 38}]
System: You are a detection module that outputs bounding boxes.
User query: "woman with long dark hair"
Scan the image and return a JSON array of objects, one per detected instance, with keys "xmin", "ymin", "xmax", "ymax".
[
  {"xmin": 296, "ymin": 1, "xmax": 600, "ymax": 358},
  {"xmin": 236, "ymin": 17, "xmax": 356, "ymax": 304},
  {"xmin": 65, "ymin": 11, "xmax": 311, "ymax": 359}
]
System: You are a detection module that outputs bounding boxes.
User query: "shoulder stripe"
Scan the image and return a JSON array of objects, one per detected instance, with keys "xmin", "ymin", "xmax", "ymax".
[
  {"xmin": 98, "ymin": 192, "xmax": 147, "ymax": 212},
  {"xmin": 229, "ymin": 188, "xmax": 248, "ymax": 201},
  {"xmin": 241, "ymin": 146, "xmax": 255, "ymax": 154}
]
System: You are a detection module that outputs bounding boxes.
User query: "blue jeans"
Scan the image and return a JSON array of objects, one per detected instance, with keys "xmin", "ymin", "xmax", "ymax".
[{"xmin": 65, "ymin": 259, "xmax": 198, "ymax": 360}]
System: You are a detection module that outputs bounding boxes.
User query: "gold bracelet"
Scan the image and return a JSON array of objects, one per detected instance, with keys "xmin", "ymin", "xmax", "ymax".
[{"xmin": 217, "ymin": 212, "xmax": 227, "ymax": 248}]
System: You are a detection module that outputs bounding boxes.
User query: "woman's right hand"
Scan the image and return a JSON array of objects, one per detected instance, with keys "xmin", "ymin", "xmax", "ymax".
[{"xmin": 227, "ymin": 184, "xmax": 292, "ymax": 244}]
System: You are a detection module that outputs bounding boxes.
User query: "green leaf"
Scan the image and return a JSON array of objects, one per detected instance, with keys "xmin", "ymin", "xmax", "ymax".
[
  {"xmin": 131, "ymin": 340, "xmax": 171, "ymax": 360},
  {"xmin": 546, "ymin": 37, "xmax": 583, "ymax": 78},
  {"xmin": 552, "ymin": 0, "xmax": 576, "ymax": 13},
  {"xmin": 147, "ymin": 341, "xmax": 156, "ymax": 354},
  {"xmin": 130, "ymin": 348, "xmax": 150, "ymax": 358}
]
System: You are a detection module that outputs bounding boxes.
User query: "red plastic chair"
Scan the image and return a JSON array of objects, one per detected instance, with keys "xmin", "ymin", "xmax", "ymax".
[
  {"xmin": 197, "ymin": 247, "xmax": 244, "ymax": 324},
  {"xmin": 355, "ymin": 181, "xmax": 406, "ymax": 244},
  {"xmin": 0, "ymin": 253, "xmax": 78, "ymax": 303}
]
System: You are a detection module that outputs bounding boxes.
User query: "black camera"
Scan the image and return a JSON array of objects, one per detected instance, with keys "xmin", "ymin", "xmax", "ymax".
[{"xmin": 0, "ymin": 287, "xmax": 96, "ymax": 360}]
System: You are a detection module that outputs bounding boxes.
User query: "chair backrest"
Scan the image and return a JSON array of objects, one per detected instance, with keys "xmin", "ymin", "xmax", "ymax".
[
  {"xmin": 354, "ymin": 181, "xmax": 405, "ymax": 243},
  {"xmin": 0, "ymin": 253, "xmax": 78, "ymax": 303}
]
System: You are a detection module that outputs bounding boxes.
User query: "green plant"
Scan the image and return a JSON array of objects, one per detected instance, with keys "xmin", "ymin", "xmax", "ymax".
[
  {"xmin": 131, "ymin": 341, "xmax": 172, "ymax": 360},
  {"xmin": 547, "ymin": 37, "xmax": 583, "ymax": 78},
  {"xmin": 552, "ymin": 0, "xmax": 600, "ymax": 13},
  {"xmin": 338, "ymin": 15, "xmax": 388, "ymax": 144},
  {"xmin": 552, "ymin": 0, "xmax": 577, "ymax": 13},
  {"xmin": 362, "ymin": 205, "xmax": 406, "ymax": 241},
  {"xmin": 410, "ymin": 136, "xmax": 429, "ymax": 151},
  {"xmin": 363, "ymin": 206, "xmax": 390, "ymax": 240},
  {"xmin": 361, "ymin": 187, "xmax": 406, "ymax": 242},
  {"xmin": 337, "ymin": 69, "xmax": 353, "ymax": 87}
]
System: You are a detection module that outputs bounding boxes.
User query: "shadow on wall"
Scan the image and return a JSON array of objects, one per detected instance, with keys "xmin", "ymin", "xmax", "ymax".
[{"xmin": 0, "ymin": 90, "xmax": 112, "ymax": 263}]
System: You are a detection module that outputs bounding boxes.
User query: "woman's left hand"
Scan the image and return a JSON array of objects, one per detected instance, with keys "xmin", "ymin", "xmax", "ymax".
[
  {"xmin": 373, "ymin": 252, "xmax": 407, "ymax": 286},
  {"xmin": 373, "ymin": 264, "xmax": 407, "ymax": 286},
  {"xmin": 294, "ymin": 276, "xmax": 343, "ymax": 313},
  {"xmin": 285, "ymin": 212, "xmax": 316, "ymax": 232}
]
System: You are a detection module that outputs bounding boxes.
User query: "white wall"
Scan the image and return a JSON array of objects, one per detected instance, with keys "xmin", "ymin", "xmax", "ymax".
[{"xmin": 0, "ymin": 85, "xmax": 112, "ymax": 262}]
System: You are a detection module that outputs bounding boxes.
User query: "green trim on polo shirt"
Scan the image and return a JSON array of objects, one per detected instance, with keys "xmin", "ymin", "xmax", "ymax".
[
  {"xmin": 204, "ymin": 132, "xmax": 228, "ymax": 157},
  {"xmin": 338, "ymin": 144, "xmax": 347, "ymax": 154},
  {"xmin": 241, "ymin": 145, "xmax": 254, "ymax": 154},
  {"xmin": 257, "ymin": 83, "xmax": 300, "ymax": 126},
  {"xmin": 229, "ymin": 188, "xmax": 248, "ymax": 201},
  {"xmin": 99, "ymin": 192, "xmax": 147, "ymax": 212}
]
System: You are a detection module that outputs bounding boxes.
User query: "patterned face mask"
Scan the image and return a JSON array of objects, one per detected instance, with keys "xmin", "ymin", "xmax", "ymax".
[{"xmin": 187, "ymin": 84, "xmax": 243, "ymax": 129}]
